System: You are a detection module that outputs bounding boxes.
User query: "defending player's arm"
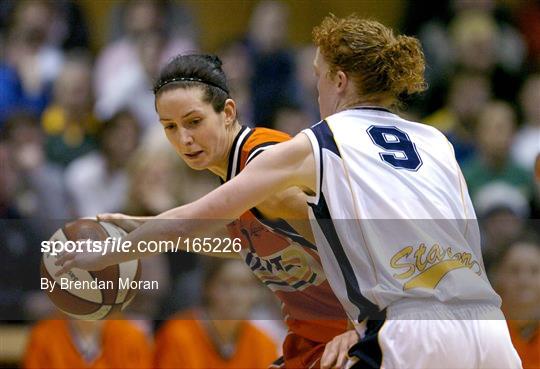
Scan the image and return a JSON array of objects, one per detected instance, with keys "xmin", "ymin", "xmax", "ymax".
[
  {"xmin": 96, "ymin": 214, "xmax": 153, "ymax": 232},
  {"xmin": 55, "ymin": 133, "xmax": 316, "ymax": 273}
]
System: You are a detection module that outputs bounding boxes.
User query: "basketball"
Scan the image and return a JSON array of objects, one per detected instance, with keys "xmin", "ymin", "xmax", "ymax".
[{"xmin": 41, "ymin": 219, "xmax": 141, "ymax": 320}]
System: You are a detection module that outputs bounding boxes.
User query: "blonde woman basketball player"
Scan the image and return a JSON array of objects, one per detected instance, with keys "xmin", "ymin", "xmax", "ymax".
[{"xmin": 58, "ymin": 15, "xmax": 522, "ymax": 369}]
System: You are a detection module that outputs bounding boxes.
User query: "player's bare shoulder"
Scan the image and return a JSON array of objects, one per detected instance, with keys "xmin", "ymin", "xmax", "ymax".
[
  {"xmin": 292, "ymin": 132, "xmax": 318, "ymax": 195},
  {"xmin": 269, "ymin": 132, "xmax": 316, "ymax": 194}
]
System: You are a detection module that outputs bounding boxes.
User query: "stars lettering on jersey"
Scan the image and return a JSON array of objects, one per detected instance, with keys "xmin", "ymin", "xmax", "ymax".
[{"xmin": 390, "ymin": 243, "xmax": 482, "ymax": 291}]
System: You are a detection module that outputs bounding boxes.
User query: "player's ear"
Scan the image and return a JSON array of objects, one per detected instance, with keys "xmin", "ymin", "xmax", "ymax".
[
  {"xmin": 335, "ymin": 71, "xmax": 348, "ymax": 93},
  {"xmin": 223, "ymin": 98, "xmax": 237, "ymax": 126}
]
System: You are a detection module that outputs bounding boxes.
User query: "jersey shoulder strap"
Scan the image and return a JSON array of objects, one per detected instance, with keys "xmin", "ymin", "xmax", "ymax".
[{"xmin": 238, "ymin": 127, "xmax": 291, "ymax": 172}]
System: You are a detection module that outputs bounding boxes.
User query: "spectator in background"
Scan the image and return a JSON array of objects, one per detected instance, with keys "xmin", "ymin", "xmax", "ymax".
[
  {"xmin": 219, "ymin": 41, "xmax": 254, "ymax": 126},
  {"xmin": 293, "ymin": 46, "xmax": 319, "ymax": 123},
  {"xmin": 450, "ymin": 11, "xmax": 497, "ymax": 74},
  {"xmin": 65, "ymin": 110, "xmax": 140, "ymax": 218},
  {"xmin": 42, "ymin": 52, "xmax": 100, "ymax": 167},
  {"xmin": 462, "ymin": 100, "xmax": 532, "ymax": 202},
  {"xmin": 2, "ymin": 111, "xmax": 71, "ymax": 221},
  {"xmin": 2, "ymin": 115, "xmax": 67, "ymax": 322},
  {"xmin": 104, "ymin": 0, "xmax": 197, "ymax": 46},
  {"xmin": 0, "ymin": 0, "xmax": 64, "ymax": 126},
  {"xmin": 512, "ymin": 74, "xmax": 540, "ymax": 173},
  {"xmin": 449, "ymin": 9, "xmax": 524, "ymax": 103},
  {"xmin": 491, "ymin": 234, "xmax": 540, "ymax": 369},
  {"xmin": 0, "ymin": 143, "xmax": 19, "ymax": 220},
  {"xmin": 400, "ymin": 0, "xmax": 453, "ymax": 114},
  {"xmin": 424, "ymin": 72, "xmax": 491, "ymax": 163},
  {"xmin": 0, "ymin": 0, "xmax": 89, "ymax": 51},
  {"xmin": 516, "ymin": 0, "xmax": 540, "ymax": 67},
  {"xmin": 271, "ymin": 102, "xmax": 312, "ymax": 137},
  {"xmin": 245, "ymin": 0, "xmax": 296, "ymax": 127},
  {"xmin": 24, "ymin": 319, "xmax": 152, "ymax": 368},
  {"xmin": 475, "ymin": 182, "xmax": 529, "ymax": 267},
  {"xmin": 0, "ymin": 142, "xmax": 45, "ymax": 321},
  {"xmin": 47, "ymin": 0, "xmax": 90, "ymax": 51},
  {"xmin": 404, "ymin": 0, "xmax": 525, "ymax": 116},
  {"xmin": 94, "ymin": 0, "xmax": 196, "ymax": 130},
  {"xmin": 155, "ymin": 258, "xmax": 278, "ymax": 369}
]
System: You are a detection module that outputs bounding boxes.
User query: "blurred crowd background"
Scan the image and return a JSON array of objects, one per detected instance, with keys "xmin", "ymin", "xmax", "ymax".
[{"xmin": 0, "ymin": 0, "xmax": 539, "ymax": 368}]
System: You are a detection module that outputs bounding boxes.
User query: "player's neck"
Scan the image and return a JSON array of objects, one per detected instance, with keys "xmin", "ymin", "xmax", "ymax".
[
  {"xmin": 209, "ymin": 122, "xmax": 242, "ymax": 181},
  {"xmin": 337, "ymin": 95, "xmax": 392, "ymax": 113},
  {"xmin": 336, "ymin": 87, "xmax": 393, "ymax": 112}
]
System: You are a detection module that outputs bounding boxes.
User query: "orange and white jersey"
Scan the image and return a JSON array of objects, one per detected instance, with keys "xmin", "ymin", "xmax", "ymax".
[{"xmin": 224, "ymin": 126, "xmax": 348, "ymax": 345}]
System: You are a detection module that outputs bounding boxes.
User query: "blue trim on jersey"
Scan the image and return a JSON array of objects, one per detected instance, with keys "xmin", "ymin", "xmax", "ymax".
[
  {"xmin": 308, "ymin": 120, "xmax": 340, "ymax": 205},
  {"xmin": 249, "ymin": 207, "xmax": 318, "ymax": 251},
  {"xmin": 352, "ymin": 106, "xmax": 392, "ymax": 114},
  {"xmin": 348, "ymin": 318, "xmax": 386, "ymax": 368},
  {"xmin": 309, "ymin": 120, "xmax": 341, "ymax": 158},
  {"xmin": 309, "ymin": 193, "xmax": 381, "ymax": 322}
]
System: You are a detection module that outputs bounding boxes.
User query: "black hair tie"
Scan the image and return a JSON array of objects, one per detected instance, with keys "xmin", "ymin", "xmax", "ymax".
[{"xmin": 153, "ymin": 76, "xmax": 229, "ymax": 95}]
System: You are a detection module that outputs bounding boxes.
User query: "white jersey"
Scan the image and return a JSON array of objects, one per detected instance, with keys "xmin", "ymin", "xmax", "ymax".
[{"xmin": 302, "ymin": 107, "xmax": 501, "ymax": 322}]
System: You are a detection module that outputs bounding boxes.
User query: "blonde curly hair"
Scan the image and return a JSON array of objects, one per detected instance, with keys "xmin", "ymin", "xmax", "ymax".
[{"xmin": 313, "ymin": 14, "xmax": 427, "ymax": 105}]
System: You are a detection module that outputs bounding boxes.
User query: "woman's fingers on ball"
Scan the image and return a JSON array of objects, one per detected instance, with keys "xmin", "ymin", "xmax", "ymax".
[
  {"xmin": 55, "ymin": 252, "xmax": 75, "ymax": 266},
  {"xmin": 55, "ymin": 260, "xmax": 75, "ymax": 277}
]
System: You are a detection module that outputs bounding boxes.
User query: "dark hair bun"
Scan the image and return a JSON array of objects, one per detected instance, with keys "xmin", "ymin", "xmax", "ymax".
[
  {"xmin": 153, "ymin": 54, "xmax": 231, "ymax": 113},
  {"xmin": 207, "ymin": 54, "xmax": 223, "ymax": 68}
]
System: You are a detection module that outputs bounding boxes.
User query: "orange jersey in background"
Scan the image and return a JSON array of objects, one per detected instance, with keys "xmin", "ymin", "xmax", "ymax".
[
  {"xmin": 154, "ymin": 310, "xmax": 277, "ymax": 368},
  {"xmin": 23, "ymin": 319, "xmax": 152, "ymax": 369},
  {"xmin": 225, "ymin": 127, "xmax": 349, "ymax": 368},
  {"xmin": 507, "ymin": 321, "xmax": 540, "ymax": 369}
]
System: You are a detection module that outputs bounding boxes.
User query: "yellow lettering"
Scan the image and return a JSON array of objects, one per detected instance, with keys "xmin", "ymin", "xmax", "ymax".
[
  {"xmin": 427, "ymin": 244, "xmax": 444, "ymax": 265},
  {"xmin": 470, "ymin": 261, "xmax": 482, "ymax": 275},
  {"xmin": 459, "ymin": 252, "xmax": 472, "ymax": 268},
  {"xmin": 404, "ymin": 260, "xmax": 468, "ymax": 291},
  {"xmin": 391, "ymin": 243, "xmax": 483, "ymax": 291},
  {"xmin": 391, "ymin": 246, "xmax": 415, "ymax": 279},
  {"xmin": 415, "ymin": 243, "xmax": 428, "ymax": 272}
]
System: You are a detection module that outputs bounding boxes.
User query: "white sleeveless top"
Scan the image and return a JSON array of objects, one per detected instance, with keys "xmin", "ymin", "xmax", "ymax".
[{"xmin": 302, "ymin": 107, "xmax": 501, "ymax": 322}]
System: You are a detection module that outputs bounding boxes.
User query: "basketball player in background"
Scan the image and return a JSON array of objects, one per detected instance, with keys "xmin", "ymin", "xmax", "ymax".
[
  {"xmin": 57, "ymin": 15, "xmax": 522, "ymax": 368},
  {"xmin": 155, "ymin": 258, "xmax": 277, "ymax": 368},
  {"xmin": 24, "ymin": 318, "xmax": 152, "ymax": 368}
]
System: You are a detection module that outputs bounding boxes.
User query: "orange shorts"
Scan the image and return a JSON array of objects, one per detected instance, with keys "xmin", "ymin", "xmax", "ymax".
[{"xmin": 271, "ymin": 332, "xmax": 328, "ymax": 369}]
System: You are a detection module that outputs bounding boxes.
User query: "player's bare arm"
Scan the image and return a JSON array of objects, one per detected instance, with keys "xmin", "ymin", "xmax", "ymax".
[
  {"xmin": 56, "ymin": 133, "xmax": 316, "ymax": 273},
  {"xmin": 96, "ymin": 213, "xmax": 153, "ymax": 233},
  {"xmin": 93, "ymin": 213, "xmax": 238, "ymax": 260}
]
